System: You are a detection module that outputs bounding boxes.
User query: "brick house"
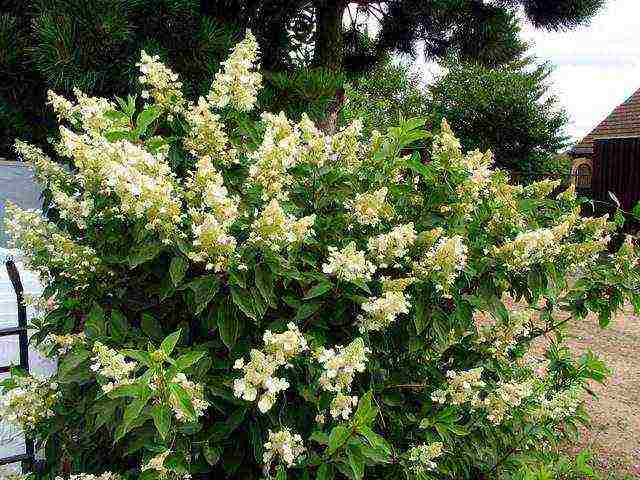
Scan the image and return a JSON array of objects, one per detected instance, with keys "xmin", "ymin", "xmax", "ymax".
[{"xmin": 569, "ymin": 88, "xmax": 640, "ymax": 209}]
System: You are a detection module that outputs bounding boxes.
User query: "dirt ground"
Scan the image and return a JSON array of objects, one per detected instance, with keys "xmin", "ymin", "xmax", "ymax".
[{"xmin": 562, "ymin": 305, "xmax": 640, "ymax": 477}]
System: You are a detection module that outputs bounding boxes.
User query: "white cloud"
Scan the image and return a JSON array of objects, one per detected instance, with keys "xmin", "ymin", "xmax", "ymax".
[
  {"xmin": 521, "ymin": 0, "xmax": 640, "ymax": 141},
  {"xmin": 409, "ymin": 0, "xmax": 640, "ymax": 143}
]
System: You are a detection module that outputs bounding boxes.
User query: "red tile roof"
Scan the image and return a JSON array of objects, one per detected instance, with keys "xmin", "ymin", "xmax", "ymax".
[{"xmin": 571, "ymin": 87, "xmax": 640, "ymax": 156}]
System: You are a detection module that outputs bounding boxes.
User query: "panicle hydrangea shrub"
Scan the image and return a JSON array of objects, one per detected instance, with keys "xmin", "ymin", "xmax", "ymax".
[{"xmin": 2, "ymin": 31, "xmax": 639, "ymax": 480}]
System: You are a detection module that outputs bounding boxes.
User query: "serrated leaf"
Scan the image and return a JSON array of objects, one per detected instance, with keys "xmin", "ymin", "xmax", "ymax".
[
  {"xmin": 175, "ymin": 351, "xmax": 206, "ymax": 370},
  {"xmin": 353, "ymin": 391, "xmax": 377, "ymax": 427},
  {"xmin": 295, "ymin": 301, "xmax": 322, "ymax": 321},
  {"xmin": 161, "ymin": 330, "xmax": 181, "ymax": 356},
  {"xmin": 217, "ymin": 305, "xmax": 240, "ymax": 350},
  {"xmin": 151, "ymin": 404, "xmax": 172, "ymax": 440},
  {"xmin": 347, "ymin": 445, "xmax": 365, "ymax": 480},
  {"xmin": 188, "ymin": 276, "xmax": 221, "ymax": 315},
  {"xmin": 231, "ymin": 286, "xmax": 257, "ymax": 320},
  {"xmin": 110, "ymin": 309, "xmax": 127, "ymax": 342},
  {"xmin": 170, "ymin": 256, "xmax": 188, "ymax": 286},
  {"xmin": 85, "ymin": 305, "xmax": 105, "ymax": 338},
  {"xmin": 169, "ymin": 382, "xmax": 197, "ymax": 422},
  {"xmin": 255, "ymin": 264, "xmax": 277, "ymax": 307},
  {"xmin": 326, "ymin": 425, "xmax": 351, "ymax": 456},
  {"xmin": 136, "ymin": 105, "xmax": 161, "ymax": 136},
  {"xmin": 304, "ymin": 281, "xmax": 333, "ymax": 299},
  {"xmin": 316, "ymin": 464, "xmax": 333, "ymax": 480}
]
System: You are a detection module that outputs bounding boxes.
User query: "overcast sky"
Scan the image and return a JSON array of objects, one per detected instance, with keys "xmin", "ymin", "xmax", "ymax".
[{"xmin": 520, "ymin": 0, "xmax": 640, "ymax": 142}]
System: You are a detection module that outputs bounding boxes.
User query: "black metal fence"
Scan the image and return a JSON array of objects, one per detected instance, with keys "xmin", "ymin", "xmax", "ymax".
[{"xmin": 0, "ymin": 259, "xmax": 35, "ymax": 471}]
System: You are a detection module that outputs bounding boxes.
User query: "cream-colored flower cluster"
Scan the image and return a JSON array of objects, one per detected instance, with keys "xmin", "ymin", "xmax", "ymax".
[
  {"xmin": 55, "ymin": 473, "xmax": 120, "ymax": 480},
  {"xmin": 331, "ymin": 119, "xmax": 364, "ymax": 171},
  {"xmin": 474, "ymin": 309, "xmax": 532, "ymax": 358},
  {"xmin": 491, "ymin": 215, "xmax": 578, "ymax": 273},
  {"xmin": 15, "ymin": 140, "xmax": 74, "ymax": 188},
  {"xmin": 322, "ymin": 242, "xmax": 376, "ymax": 282},
  {"xmin": 51, "ymin": 190, "xmax": 93, "ymax": 229},
  {"xmin": 414, "ymin": 235, "xmax": 468, "ymax": 297},
  {"xmin": 359, "ymin": 290, "xmax": 410, "ymax": 333},
  {"xmin": 208, "ymin": 31, "xmax": 262, "ymax": 112},
  {"xmin": 170, "ymin": 373, "xmax": 209, "ymax": 421},
  {"xmin": 248, "ymin": 112, "xmax": 301, "ymax": 200},
  {"xmin": 90, "ymin": 342, "xmax": 138, "ymax": 393},
  {"xmin": 329, "ymin": 393, "xmax": 359, "ymax": 420},
  {"xmin": 407, "ymin": 442, "xmax": 444, "ymax": 472},
  {"xmin": 263, "ymin": 428, "xmax": 305, "ymax": 469},
  {"xmin": 482, "ymin": 379, "xmax": 534, "ymax": 425},
  {"xmin": 39, "ymin": 331, "xmax": 86, "ymax": 357},
  {"xmin": 138, "ymin": 50, "xmax": 185, "ymax": 113},
  {"xmin": 431, "ymin": 368, "xmax": 485, "ymax": 406},
  {"xmin": 5, "ymin": 202, "xmax": 100, "ymax": 285},
  {"xmin": 432, "ymin": 119, "xmax": 461, "ymax": 161},
  {"xmin": 183, "ymin": 97, "xmax": 236, "ymax": 163},
  {"xmin": 348, "ymin": 187, "xmax": 391, "ymax": 226},
  {"xmin": 141, "ymin": 450, "xmax": 171, "ymax": 478},
  {"xmin": 185, "ymin": 156, "xmax": 240, "ymax": 271},
  {"xmin": 249, "ymin": 199, "xmax": 316, "ymax": 252},
  {"xmin": 233, "ymin": 323, "xmax": 308, "ymax": 413},
  {"xmin": 316, "ymin": 337, "xmax": 369, "ymax": 397},
  {"xmin": 48, "ymin": 89, "xmax": 124, "ymax": 135},
  {"xmin": 0, "ymin": 374, "xmax": 59, "ymax": 430},
  {"xmin": 368, "ymin": 223, "xmax": 417, "ymax": 268},
  {"xmin": 298, "ymin": 113, "xmax": 331, "ymax": 166},
  {"xmin": 531, "ymin": 387, "xmax": 581, "ymax": 422}
]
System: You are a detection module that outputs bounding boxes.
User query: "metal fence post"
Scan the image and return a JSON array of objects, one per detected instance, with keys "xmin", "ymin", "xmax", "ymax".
[{"xmin": 0, "ymin": 258, "xmax": 35, "ymax": 471}]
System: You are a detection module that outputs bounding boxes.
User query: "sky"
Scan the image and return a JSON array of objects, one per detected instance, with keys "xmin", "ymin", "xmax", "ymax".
[
  {"xmin": 520, "ymin": 0, "xmax": 640, "ymax": 142},
  {"xmin": 407, "ymin": 0, "xmax": 640, "ymax": 144}
]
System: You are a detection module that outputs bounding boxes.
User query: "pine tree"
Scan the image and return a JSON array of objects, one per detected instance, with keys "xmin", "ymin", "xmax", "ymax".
[{"xmin": 0, "ymin": 0, "xmax": 604, "ymax": 156}]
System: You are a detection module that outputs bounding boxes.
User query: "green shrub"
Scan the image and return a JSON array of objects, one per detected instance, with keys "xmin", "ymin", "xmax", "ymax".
[{"xmin": 1, "ymin": 33, "xmax": 639, "ymax": 480}]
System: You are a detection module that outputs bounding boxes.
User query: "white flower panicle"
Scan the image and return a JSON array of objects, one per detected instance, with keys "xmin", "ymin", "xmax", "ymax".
[
  {"xmin": 349, "ymin": 187, "xmax": 390, "ymax": 226},
  {"xmin": 316, "ymin": 337, "xmax": 369, "ymax": 394},
  {"xmin": 15, "ymin": 140, "xmax": 74, "ymax": 188},
  {"xmin": 359, "ymin": 290, "xmax": 410, "ymax": 333},
  {"xmin": 322, "ymin": 242, "xmax": 376, "ymax": 282},
  {"xmin": 40, "ymin": 331, "xmax": 86, "ymax": 356},
  {"xmin": 408, "ymin": 442, "xmax": 444, "ymax": 472},
  {"xmin": 137, "ymin": 50, "xmax": 185, "ymax": 113},
  {"xmin": 141, "ymin": 450, "xmax": 171, "ymax": 477},
  {"xmin": 0, "ymin": 374, "xmax": 59, "ymax": 430},
  {"xmin": 263, "ymin": 428, "xmax": 305, "ymax": 469},
  {"xmin": 55, "ymin": 474, "xmax": 120, "ymax": 480},
  {"xmin": 233, "ymin": 323, "xmax": 308, "ymax": 413},
  {"xmin": 249, "ymin": 199, "xmax": 316, "ymax": 251},
  {"xmin": 414, "ymin": 235, "xmax": 468, "ymax": 297},
  {"xmin": 329, "ymin": 393, "xmax": 359, "ymax": 420},
  {"xmin": 91, "ymin": 342, "xmax": 138, "ymax": 393},
  {"xmin": 431, "ymin": 368, "xmax": 485, "ymax": 406},
  {"xmin": 531, "ymin": 387, "xmax": 581, "ymax": 422},
  {"xmin": 331, "ymin": 119, "xmax": 364, "ymax": 171},
  {"xmin": 208, "ymin": 31, "xmax": 262, "ymax": 112},
  {"xmin": 367, "ymin": 223, "xmax": 417, "ymax": 268},
  {"xmin": 51, "ymin": 189, "xmax": 93, "ymax": 229},
  {"xmin": 483, "ymin": 379, "xmax": 534, "ymax": 425},
  {"xmin": 184, "ymin": 97, "xmax": 236, "ymax": 163},
  {"xmin": 248, "ymin": 112, "xmax": 301, "ymax": 200},
  {"xmin": 170, "ymin": 373, "xmax": 209, "ymax": 421},
  {"xmin": 4, "ymin": 203, "xmax": 101, "ymax": 285}
]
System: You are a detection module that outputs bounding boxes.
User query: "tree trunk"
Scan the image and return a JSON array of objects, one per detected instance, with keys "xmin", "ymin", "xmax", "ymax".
[{"xmin": 312, "ymin": 0, "xmax": 346, "ymax": 71}]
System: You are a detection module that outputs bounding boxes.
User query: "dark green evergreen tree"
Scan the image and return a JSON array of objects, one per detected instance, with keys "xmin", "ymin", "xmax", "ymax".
[{"xmin": 0, "ymin": 0, "xmax": 604, "ymax": 156}]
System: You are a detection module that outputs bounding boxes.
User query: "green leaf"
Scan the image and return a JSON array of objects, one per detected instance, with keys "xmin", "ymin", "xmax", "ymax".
[
  {"xmin": 121, "ymin": 349, "xmax": 152, "ymax": 367},
  {"xmin": 326, "ymin": 425, "xmax": 351, "ymax": 456},
  {"xmin": 255, "ymin": 264, "xmax": 277, "ymax": 307},
  {"xmin": 203, "ymin": 443, "xmax": 221, "ymax": 466},
  {"xmin": 231, "ymin": 286, "xmax": 257, "ymax": 321},
  {"xmin": 85, "ymin": 305, "xmax": 105, "ymax": 338},
  {"xmin": 170, "ymin": 256, "xmax": 188, "ymax": 286},
  {"xmin": 109, "ymin": 383, "xmax": 147, "ymax": 398},
  {"xmin": 356, "ymin": 426, "xmax": 391, "ymax": 461},
  {"xmin": 136, "ymin": 105, "xmax": 161, "ymax": 136},
  {"xmin": 151, "ymin": 404, "xmax": 172, "ymax": 440},
  {"xmin": 316, "ymin": 464, "xmax": 333, "ymax": 480},
  {"xmin": 295, "ymin": 301, "xmax": 322, "ymax": 321},
  {"xmin": 347, "ymin": 445, "xmax": 365, "ymax": 480},
  {"xmin": 175, "ymin": 351, "xmax": 206, "ymax": 370},
  {"xmin": 57, "ymin": 349, "xmax": 91, "ymax": 382},
  {"xmin": 161, "ymin": 330, "xmax": 181, "ymax": 357},
  {"xmin": 128, "ymin": 243, "xmax": 163, "ymax": 268},
  {"xmin": 110, "ymin": 309, "xmax": 128, "ymax": 342},
  {"xmin": 304, "ymin": 281, "xmax": 333, "ymax": 300},
  {"xmin": 116, "ymin": 393, "xmax": 151, "ymax": 442},
  {"xmin": 217, "ymin": 305, "xmax": 240, "ymax": 350},
  {"xmin": 169, "ymin": 382, "xmax": 197, "ymax": 422},
  {"xmin": 188, "ymin": 276, "xmax": 221, "ymax": 315},
  {"xmin": 276, "ymin": 466, "xmax": 287, "ymax": 480},
  {"xmin": 353, "ymin": 391, "xmax": 378, "ymax": 427},
  {"xmin": 141, "ymin": 313, "xmax": 163, "ymax": 341}
]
